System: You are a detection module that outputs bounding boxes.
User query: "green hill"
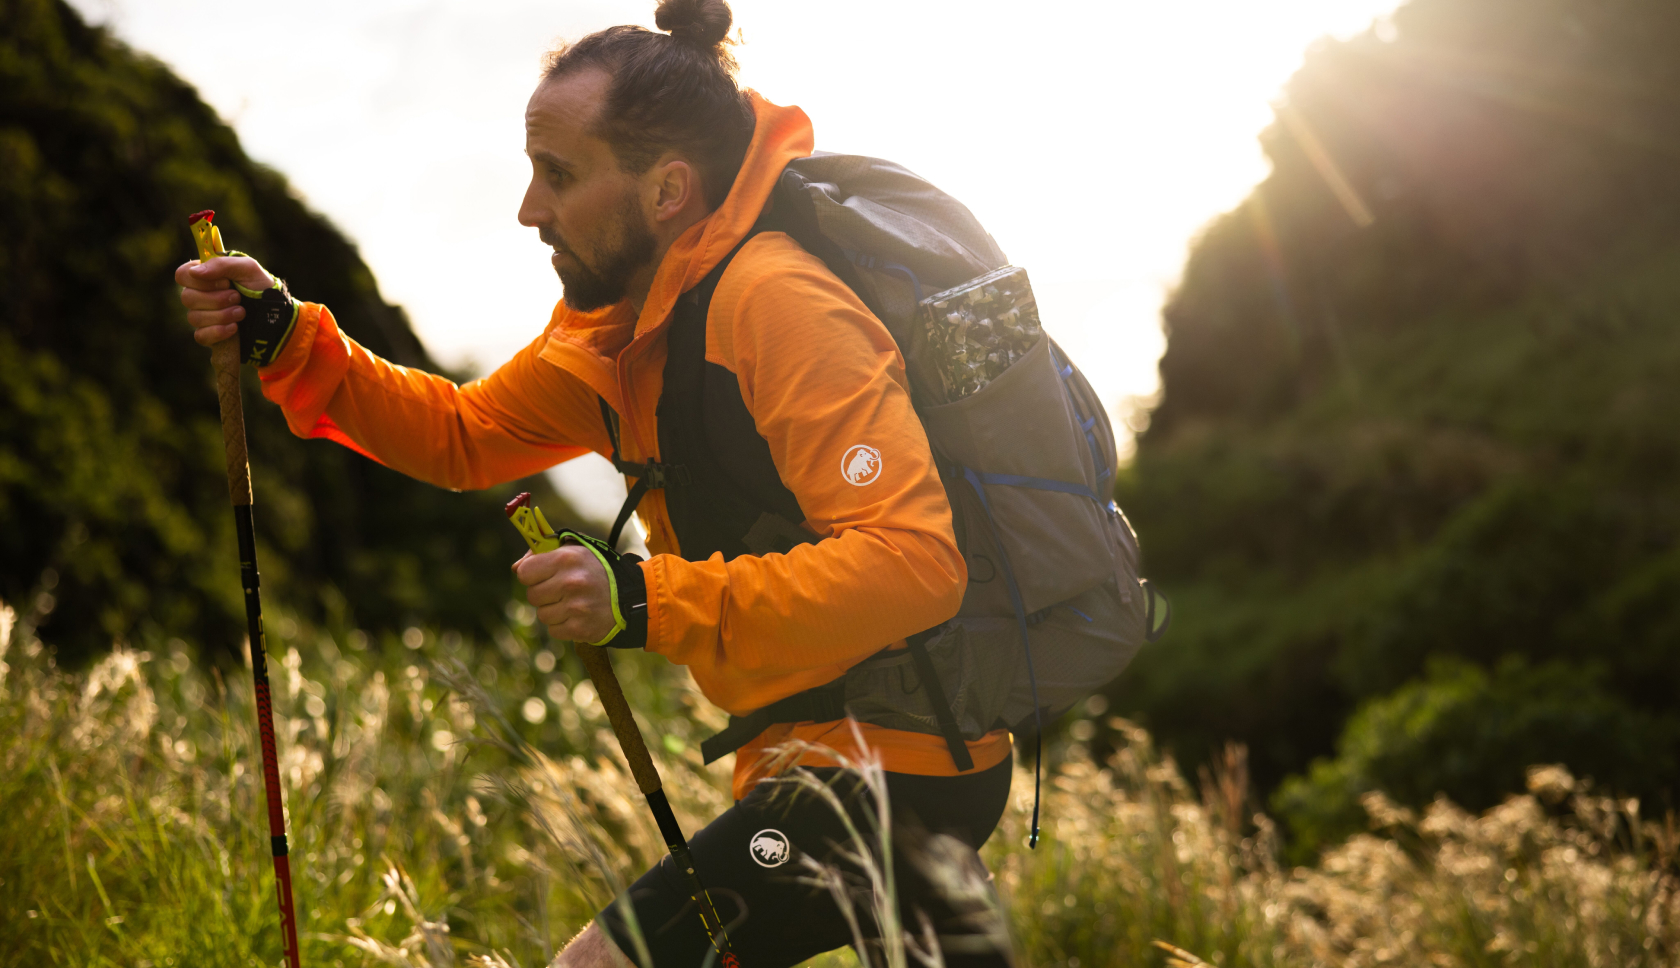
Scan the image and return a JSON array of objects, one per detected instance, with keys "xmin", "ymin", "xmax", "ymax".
[
  {"xmin": 0, "ymin": 0, "xmax": 571, "ymax": 665},
  {"xmin": 9, "ymin": 0, "xmax": 1678, "ymax": 859},
  {"xmin": 1112, "ymin": 0, "xmax": 1680, "ymax": 852}
]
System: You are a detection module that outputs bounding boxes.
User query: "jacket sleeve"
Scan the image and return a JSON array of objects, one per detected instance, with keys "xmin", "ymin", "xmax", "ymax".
[
  {"xmin": 257, "ymin": 302, "xmax": 603, "ymax": 488},
  {"xmin": 642, "ymin": 235, "xmax": 967, "ymax": 715}
]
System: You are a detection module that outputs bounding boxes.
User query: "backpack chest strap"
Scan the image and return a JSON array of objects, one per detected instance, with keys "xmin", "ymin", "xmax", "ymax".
[
  {"xmin": 598, "ymin": 396, "xmax": 694, "ymax": 550},
  {"xmin": 600, "ymin": 230, "xmax": 810, "ymax": 559}
]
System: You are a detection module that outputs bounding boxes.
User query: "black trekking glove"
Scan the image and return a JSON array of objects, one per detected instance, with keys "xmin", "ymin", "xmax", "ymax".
[
  {"xmin": 228, "ymin": 251, "xmax": 300, "ymax": 367},
  {"xmin": 556, "ymin": 529, "xmax": 649, "ymax": 650},
  {"xmin": 507, "ymin": 493, "xmax": 648, "ymax": 649}
]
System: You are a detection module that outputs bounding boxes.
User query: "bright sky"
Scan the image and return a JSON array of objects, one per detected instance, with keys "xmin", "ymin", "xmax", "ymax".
[{"xmin": 74, "ymin": 0, "xmax": 1399, "ymax": 527}]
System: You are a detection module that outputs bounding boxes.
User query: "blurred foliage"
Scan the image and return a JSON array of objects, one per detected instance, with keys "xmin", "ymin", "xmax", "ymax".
[
  {"xmin": 4, "ymin": 608, "xmax": 1675, "ymax": 967},
  {"xmin": 1111, "ymin": 0, "xmax": 1680, "ymax": 850},
  {"xmin": 0, "ymin": 601, "xmax": 737, "ymax": 968},
  {"xmin": 1273, "ymin": 657, "xmax": 1677, "ymax": 859},
  {"xmin": 10, "ymin": 0, "xmax": 1680, "ymax": 876},
  {"xmin": 1115, "ymin": 0, "xmax": 1680, "ymax": 850},
  {"xmin": 0, "ymin": 0, "xmax": 574, "ymax": 665}
]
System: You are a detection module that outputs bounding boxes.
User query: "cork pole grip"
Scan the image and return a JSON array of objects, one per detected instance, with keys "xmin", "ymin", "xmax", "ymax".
[
  {"xmin": 575, "ymin": 644, "xmax": 663, "ymax": 796},
  {"xmin": 212, "ymin": 339, "xmax": 253, "ymax": 506}
]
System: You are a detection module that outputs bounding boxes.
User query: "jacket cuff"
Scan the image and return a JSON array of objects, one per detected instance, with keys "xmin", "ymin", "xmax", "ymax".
[
  {"xmin": 258, "ymin": 300, "xmax": 321, "ymax": 374},
  {"xmin": 607, "ymin": 554, "xmax": 649, "ymax": 650},
  {"xmin": 257, "ymin": 302, "xmax": 352, "ymax": 439}
]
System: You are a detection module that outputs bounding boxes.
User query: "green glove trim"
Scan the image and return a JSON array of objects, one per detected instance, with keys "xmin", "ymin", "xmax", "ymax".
[{"xmin": 558, "ymin": 530, "xmax": 632, "ymax": 647}]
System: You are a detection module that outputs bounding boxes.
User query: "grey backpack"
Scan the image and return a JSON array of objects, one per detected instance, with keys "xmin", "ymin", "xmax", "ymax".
[{"xmin": 602, "ymin": 153, "xmax": 1168, "ymax": 844}]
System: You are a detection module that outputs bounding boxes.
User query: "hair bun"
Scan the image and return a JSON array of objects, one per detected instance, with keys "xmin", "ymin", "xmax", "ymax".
[{"xmin": 654, "ymin": 0, "xmax": 732, "ymax": 51}]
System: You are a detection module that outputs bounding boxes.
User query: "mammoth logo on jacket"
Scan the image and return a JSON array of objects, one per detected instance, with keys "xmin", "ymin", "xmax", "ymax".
[
  {"xmin": 748, "ymin": 828, "xmax": 791, "ymax": 867},
  {"xmin": 841, "ymin": 445, "xmax": 882, "ymax": 486}
]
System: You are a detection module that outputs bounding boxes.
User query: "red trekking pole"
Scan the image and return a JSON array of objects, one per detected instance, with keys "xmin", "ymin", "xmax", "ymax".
[{"xmin": 188, "ymin": 210, "xmax": 303, "ymax": 968}]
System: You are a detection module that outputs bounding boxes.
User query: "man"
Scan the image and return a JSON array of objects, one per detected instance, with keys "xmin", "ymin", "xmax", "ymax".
[{"xmin": 177, "ymin": 1, "xmax": 1016, "ymax": 964}]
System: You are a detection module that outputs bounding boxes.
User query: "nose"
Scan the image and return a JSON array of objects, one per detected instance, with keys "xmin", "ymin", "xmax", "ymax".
[{"xmin": 518, "ymin": 174, "xmax": 548, "ymax": 229}]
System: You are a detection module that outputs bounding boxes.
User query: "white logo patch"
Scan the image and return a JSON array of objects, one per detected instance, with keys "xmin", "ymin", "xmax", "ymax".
[
  {"xmin": 748, "ymin": 828, "xmax": 791, "ymax": 868},
  {"xmin": 841, "ymin": 444, "xmax": 882, "ymax": 486}
]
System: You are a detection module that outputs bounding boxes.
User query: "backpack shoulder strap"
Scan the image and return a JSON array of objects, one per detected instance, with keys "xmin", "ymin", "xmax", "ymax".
[
  {"xmin": 599, "ymin": 231, "xmax": 815, "ymax": 559},
  {"xmin": 597, "ymin": 396, "xmax": 691, "ymax": 551}
]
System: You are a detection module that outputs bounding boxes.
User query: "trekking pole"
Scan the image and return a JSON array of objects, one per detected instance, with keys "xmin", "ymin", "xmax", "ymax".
[
  {"xmin": 187, "ymin": 210, "xmax": 303, "ymax": 968},
  {"xmin": 506, "ymin": 493, "xmax": 740, "ymax": 967}
]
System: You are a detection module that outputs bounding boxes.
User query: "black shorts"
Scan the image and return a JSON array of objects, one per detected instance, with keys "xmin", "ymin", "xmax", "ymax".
[{"xmin": 599, "ymin": 755, "xmax": 1014, "ymax": 968}]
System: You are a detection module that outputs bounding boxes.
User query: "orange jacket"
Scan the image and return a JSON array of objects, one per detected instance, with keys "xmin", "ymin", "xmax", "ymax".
[{"xmin": 259, "ymin": 93, "xmax": 1012, "ymax": 797}]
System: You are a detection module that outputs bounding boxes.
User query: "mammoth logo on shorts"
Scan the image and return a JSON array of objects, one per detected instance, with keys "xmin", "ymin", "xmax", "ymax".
[
  {"xmin": 748, "ymin": 828, "xmax": 791, "ymax": 868},
  {"xmin": 841, "ymin": 444, "xmax": 882, "ymax": 486}
]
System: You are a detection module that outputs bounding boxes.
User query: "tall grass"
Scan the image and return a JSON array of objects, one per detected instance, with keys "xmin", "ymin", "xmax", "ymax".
[
  {"xmin": 0, "ymin": 599, "xmax": 731, "ymax": 967},
  {"xmin": 2, "ymin": 601, "xmax": 1675, "ymax": 967},
  {"xmin": 988, "ymin": 728, "xmax": 1679, "ymax": 966}
]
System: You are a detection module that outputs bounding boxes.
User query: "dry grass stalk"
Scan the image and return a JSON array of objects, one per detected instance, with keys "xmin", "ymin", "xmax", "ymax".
[
  {"xmin": 3, "ymin": 605, "xmax": 1677, "ymax": 968},
  {"xmin": 986, "ymin": 718, "xmax": 1680, "ymax": 967}
]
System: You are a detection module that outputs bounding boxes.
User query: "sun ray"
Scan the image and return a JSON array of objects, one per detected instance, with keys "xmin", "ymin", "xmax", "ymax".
[{"xmin": 1275, "ymin": 102, "xmax": 1376, "ymax": 228}]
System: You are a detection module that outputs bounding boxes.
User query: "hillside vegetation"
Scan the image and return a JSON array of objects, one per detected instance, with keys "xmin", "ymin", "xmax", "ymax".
[
  {"xmin": 0, "ymin": 0, "xmax": 570, "ymax": 666},
  {"xmin": 4, "ymin": 609, "xmax": 1674, "ymax": 967},
  {"xmin": 1113, "ymin": 0, "xmax": 1680, "ymax": 853},
  {"xmin": 7, "ymin": 0, "xmax": 1678, "ymax": 886}
]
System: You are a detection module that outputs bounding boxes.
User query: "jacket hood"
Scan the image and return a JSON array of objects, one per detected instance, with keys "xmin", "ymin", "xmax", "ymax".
[
  {"xmin": 537, "ymin": 92, "xmax": 815, "ymax": 407},
  {"xmin": 645, "ymin": 90, "xmax": 816, "ymax": 321}
]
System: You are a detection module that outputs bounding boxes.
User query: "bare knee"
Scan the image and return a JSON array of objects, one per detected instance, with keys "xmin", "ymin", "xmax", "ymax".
[{"xmin": 552, "ymin": 922, "xmax": 631, "ymax": 968}]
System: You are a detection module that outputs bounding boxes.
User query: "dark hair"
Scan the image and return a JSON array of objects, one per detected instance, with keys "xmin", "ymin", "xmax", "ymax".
[{"xmin": 543, "ymin": 0, "xmax": 755, "ymax": 209}]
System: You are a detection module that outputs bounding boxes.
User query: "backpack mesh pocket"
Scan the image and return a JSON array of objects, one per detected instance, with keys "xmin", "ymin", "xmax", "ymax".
[
  {"xmin": 998, "ymin": 519, "xmax": 1148, "ymax": 731},
  {"xmin": 922, "ymin": 335, "xmax": 1116, "ymax": 615}
]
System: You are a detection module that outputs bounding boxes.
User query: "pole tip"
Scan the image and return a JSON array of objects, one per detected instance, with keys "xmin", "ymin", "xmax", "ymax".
[
  {"xmin": 505, "ymin": 492, "xmax": 532, "ymax": 518},
  {"xmin": 188, "ymin": 209, "xmax": 215, "ymax": 226}
]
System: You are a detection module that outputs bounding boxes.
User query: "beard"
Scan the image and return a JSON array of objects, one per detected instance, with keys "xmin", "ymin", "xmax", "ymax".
[{"xmin": 541, "ymin": 189, "xmax": 657, "ymax": 312}]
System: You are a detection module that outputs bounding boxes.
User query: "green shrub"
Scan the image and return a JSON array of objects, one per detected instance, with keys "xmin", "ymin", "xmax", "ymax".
[{"xmin": 1273, "ymin": 658, "xmax": 1675, "ymax": 860}]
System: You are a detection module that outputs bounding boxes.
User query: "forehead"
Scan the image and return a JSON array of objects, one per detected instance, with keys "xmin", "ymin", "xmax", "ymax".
[{"xmin": 525, "ymin": 68, "xmax": 613, "ymax": 164}]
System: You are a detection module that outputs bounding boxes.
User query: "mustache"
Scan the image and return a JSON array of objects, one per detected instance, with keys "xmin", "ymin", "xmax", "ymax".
[{"xmin": 538, "ymin": 226, "xmax": 577, "ymax": 258}]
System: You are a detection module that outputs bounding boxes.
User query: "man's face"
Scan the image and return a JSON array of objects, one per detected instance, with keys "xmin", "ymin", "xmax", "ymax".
[{"xmin": 519, "ymin": 69, "xmax": 657, "ymax": 312}]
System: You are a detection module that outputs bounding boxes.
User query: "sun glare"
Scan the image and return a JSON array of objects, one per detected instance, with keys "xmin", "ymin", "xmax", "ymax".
[{"xmin": 76, "ymin": 0, "xmax": 1400, "ymax": 517}]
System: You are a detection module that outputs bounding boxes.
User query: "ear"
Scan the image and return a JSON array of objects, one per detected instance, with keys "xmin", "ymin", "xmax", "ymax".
[{"xmin": 647, "ymin": 157, "xmax": 702, "ymax": 223}]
